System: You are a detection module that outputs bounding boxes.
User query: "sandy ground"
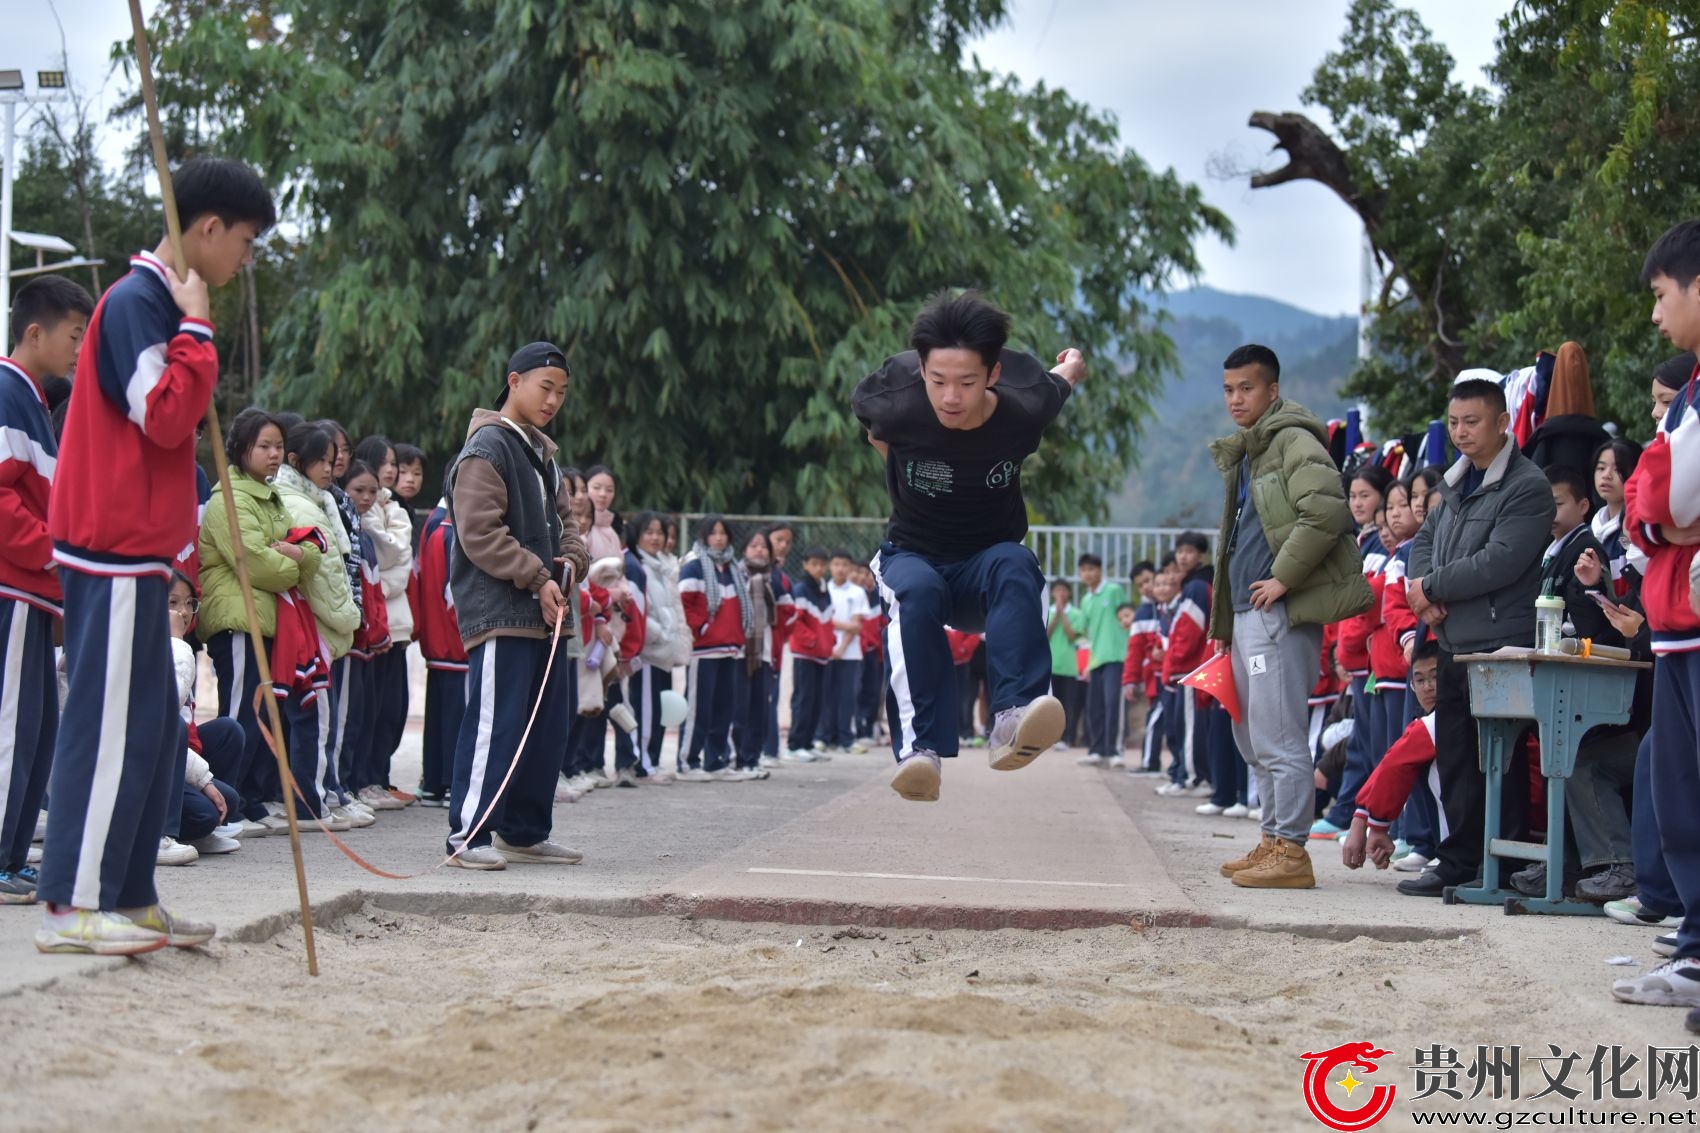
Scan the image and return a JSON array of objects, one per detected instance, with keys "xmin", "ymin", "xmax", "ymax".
[{"xmin": 4, "ymin": 900, "xmax": 1688, "ymax": 1133}]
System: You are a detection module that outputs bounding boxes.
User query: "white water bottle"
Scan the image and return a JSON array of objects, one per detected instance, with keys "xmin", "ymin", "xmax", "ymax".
[{"xmin": 1534, "ymin": 591, "xmax": 1565, "ymax": 654}]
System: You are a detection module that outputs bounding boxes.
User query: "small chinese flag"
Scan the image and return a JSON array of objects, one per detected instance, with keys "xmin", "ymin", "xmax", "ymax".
[{"xmin": 1181, "ymin": 652, "xmax": 1241, "ymax": 723}]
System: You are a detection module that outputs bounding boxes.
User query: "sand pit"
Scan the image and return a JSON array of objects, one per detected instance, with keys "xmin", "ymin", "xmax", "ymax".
[{"xmin": 3, "ymin": 899, "xmax": 1685, "ymax": 1132}]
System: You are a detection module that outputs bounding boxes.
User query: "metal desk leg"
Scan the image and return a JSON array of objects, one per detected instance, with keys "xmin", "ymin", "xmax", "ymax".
[{"xmin": 1448, "ymin": 719, "xmax": 1522, "ymax": 908}]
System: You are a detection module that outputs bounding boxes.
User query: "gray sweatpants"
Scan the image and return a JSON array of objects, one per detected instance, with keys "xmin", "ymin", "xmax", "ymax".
[{"xmin": 1229, "ymin": 604, "xmax": 1324, "ymax": 844}]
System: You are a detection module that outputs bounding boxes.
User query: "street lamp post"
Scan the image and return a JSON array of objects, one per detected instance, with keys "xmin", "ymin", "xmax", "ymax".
[{"xmin": 1, "ymin": 68, "xmax": 69, "ymax": 334}]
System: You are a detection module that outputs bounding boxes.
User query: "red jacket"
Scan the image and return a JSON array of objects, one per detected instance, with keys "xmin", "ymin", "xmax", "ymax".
[
  {"xmin": 788, "ymin": 574, "xmax": 835, "ymax": 662},
  {"xmin": 51, "ymin": 253, "xmax": 217, "ymax": 576},
  {"xmin": 1334, "ymin": 532, "xmax": 1388, "ymax": 674},
  {"xmin": 859, "ymin": 608, "xmax": 886, "ymax": 658},
  {"xmin": 351, "ymin": 553, "xmax": 391, "ymax": 659},
  {"xmin": 1625, "ymin": 371, "xmax": 1700, "ymax": 653},
  {"xmin": 679, "ymin": 556, "xmax": 744, "ymax": 656},
  {"xmin": 578, "ymin": 581, "xmax": 646, "ymax": 661},
  {"xmin": 1162, "ymin": 578, "xmax": 1210, "ymax": 685},
  {"xmin": 1368, "ymin": 544, "xmax": 1415, "ymax": 686},
  {"xmin": 271, "ymin": 587, "xmax": 332, "ymax": 706},
  {"xmin": 946, "ymin": 628, "xmax": 983, "ymax": 665},
  {"xmin": 1353, "ymin": 714, "xmax": 1436, "ymax": 828},
  {"xmin": 408, "ymin": 505, "xmax": 467, "ymax": 671},
  {"xmin": 0, "ymin": 359, "xmax": 60, "ymax": 611},
  {"xmin": 1122, "ymin": 598, "xmax": 1163, "ymax": 697},
  {"xmin": 771, "ymin": 570, "xmax": 795, "ymax": 661},
  {"xmin": 1310, "ymin": 621, "xmax": 1342, "ymax": 706}
]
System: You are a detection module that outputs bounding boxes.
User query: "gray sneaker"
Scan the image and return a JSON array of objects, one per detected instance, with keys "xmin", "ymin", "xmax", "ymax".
[
  {"xmin": 492, "ymin": 835, "xmax": 584, "ymax": 865},
  {"xmin": 890, "ymin": 751, "xmax": 942, "ymax": 802},
  {"xmin": 987, "ymin": 695, "xmax": 1064, "ymax": 771},
  {"xmin": 0, "ymin": 870, "xmax": 37, "ymax": 905},
  {"xmin": 1577, "ymin": 863, "xmax": 1637, "ymax": 903},
  {"xmin": 447, "ymin": 845, "xmax": 508, "ymax": 871},
  {"xmin": 1612, "ymin": 957, "xmax": 1700, "ymax": 1006}
]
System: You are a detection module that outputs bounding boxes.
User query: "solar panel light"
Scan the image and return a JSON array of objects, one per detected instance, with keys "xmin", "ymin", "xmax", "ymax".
[
  {"xmin": 36, "ymin": 71, "xmax": 66, "ymax": 90},
  {"xmin": 0, "ymin": 70, "xmax": 24, "ymax": 93}
]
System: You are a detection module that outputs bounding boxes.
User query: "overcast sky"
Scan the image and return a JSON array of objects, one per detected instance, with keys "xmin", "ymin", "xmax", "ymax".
[{"xmin": 8, "ymin": 0, "xmax": 1509, "ymax": 315}]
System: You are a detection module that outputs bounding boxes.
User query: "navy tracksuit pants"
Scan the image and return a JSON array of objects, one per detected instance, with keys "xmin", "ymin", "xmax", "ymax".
[
  {"xmin": 207, "ymin": 628, "xmax": 271, "ymax": 822},
  {"xmin": 763, "ymin": 664, "xmax": 783, "ymax": 758},
  {"xmin": 1084, "ymin": 661, "xmax": 1124, "ymax": 758},
  {"xmin": 870, "ymin": 540, "xmax": 1049, "ymax": 761},
  {"xmin": 823, "ymin": 659, "xmax": 859, "ymax": 747},
  {"xmin": 336, "ymin": 653, "xmax": 379, "ymax": 794},
  {"xmin": 789, "ymin": 659, "xmax": 825, "ymax": 751},
  {"xmin": 1325, "ymin": 676, "xmax": 1378, "ymax": 828},
  {"xmin": 627, "ymin": 664, "xmax": 671, "ymax": 774},
  {"xmin": 1206, "ymin": 701, "xmax": 1248, "ymax": 807},
  {"xmin": 448, "ymin": 635, "xmax": 575, "ymax": 853},
  {"xmin": 38, "ymin": 570, "xmax": 179, "ymax": 912},
  {"xmin": 681, "ymin": 655, "xmax": 738, "ymax": 772},
  {"xmin": 732, "ymin": 661, "xmax": 771, "ymax": 769},
  {"xmin": 420, "ymin": 667, "xmax": 467, "ymax": 796},
  {"xmin": 856, "ymin": 652, "xmax": 883, "ymax": 738},
  {"xmin": 170, "ymin": 718, "xmax": 242, "ymax": 841},
  {"xmin": 1650, "ymin": 652, "xmax": 1700, "ymax": 959},
  {"xmin": 0, "ymin": 599, "xmax": 57, "ymax": 872},
  {"xmin": 369, "ymin": 645, "xmax": 411, "ymax": 788}
]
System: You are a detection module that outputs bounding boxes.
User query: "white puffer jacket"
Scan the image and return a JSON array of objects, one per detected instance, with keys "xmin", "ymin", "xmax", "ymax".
[
  {"xmin": 362, "ymin": 488, "xmax": 415, "ymax": 644},
  {"xmin": 636, "ymin": 548, "xmax": 692, "ymax": 670}
]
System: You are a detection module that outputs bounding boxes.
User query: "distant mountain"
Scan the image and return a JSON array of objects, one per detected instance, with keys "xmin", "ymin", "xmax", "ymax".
[{"xmin": 1101, "ymin": 288, "xmax": 1361, "ymax": 529}]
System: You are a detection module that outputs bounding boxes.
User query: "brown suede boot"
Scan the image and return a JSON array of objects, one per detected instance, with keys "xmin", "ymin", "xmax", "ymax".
[
  {"xmin": 1220, "ymin": 834, "xmax": 1277, "ymax": 879},
  {"xmin": 1230, "ymin": 838, "xmax": 1316, "ymax": 889}
]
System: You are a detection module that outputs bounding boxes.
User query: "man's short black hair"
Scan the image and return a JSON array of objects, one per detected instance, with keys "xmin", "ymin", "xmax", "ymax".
[
  {"xmin": 910, "ymin": 289, "xmax": 1011, "ymax": 370},
  {"xmin": 803, "ymin": 546, "xmax": 829, "ymax": 562},
  {"xmin": 1450, "ymin": 378, "xmax": 1508, "ymax": 416},
  {"xmin": 1546, "ymin": 464, "xmax": 1593, "ymax": 508},
  {"xmin": 1130, "ymin": 560, "xmax": 1156, "ymax": 579},
  {"xmin": 172, "ymin": 157, "xmax": 277, "ymax": 235},
  {"xmin": 394, "ymin": 443, "xmax": 425, "ymax": 468},
  {"xmin": 1412, "ymin": 639, "xmax": 1441, "ymax": 666},
  {"xmin": 1223, "ymin": 343, "xmax": 1280, "ymax": 383},
  {"xmin": 1077, "ymin": 552, "xmax": 1103, "ymax": 568},
  {"xmin": 1049, "ymin": 577, "xmax": 1072, "ymax": 589},
  {"xmin": 1175, "ymin": 531, "xmax": 1209, "ymax": 554},
  {"xmin": 830, "ymin": 548, "xmax": 854, "ymax": 562},
  {"xmin": 1643, "ymin": 220, "xmax": 1700, "ymax": 289},
  {"xmin": 1159, "ymin": 551, "xmax": 1177, "ymax": 570},
  {"xmin": 9, "ymin": 275, "xmax": 94, "ymax": 348},
  {"xmin": 1654, "ymin": 352, "xmax": 1697, "ymax": 390},
  {"xmin": 225, "ymin": 406, "xmax": 283, "ymax": 470}
]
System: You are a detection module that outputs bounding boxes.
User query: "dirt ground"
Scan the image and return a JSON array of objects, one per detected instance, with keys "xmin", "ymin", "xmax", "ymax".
[{"xmin": 3, "ymin": 901, "xmax": 1688, "ymax": 1132}]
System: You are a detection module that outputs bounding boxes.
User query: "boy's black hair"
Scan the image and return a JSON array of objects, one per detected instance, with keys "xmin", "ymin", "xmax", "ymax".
[
  {"xmin": 626, "ymin": 509, "xmax": 665, "ymax": 553},
  {"xmin": 1175, "ymin": 531, "xmax": 1209, "ymax": 553},
  {"xmin": 803, "ymin": 546, "xmax": 830, "ymax": 561},
  {"xmin": 1654, "ymin": 352, "xmax": 1697, "ymax": 390},
  {"xmin": 273, "ymin": 411, "xmax": 305, "ymax": 432},
  {"xmin": 1222, "ymin": 343, "xmax": 1280, "ymax": 383},
  {"xmin": 394, "ymin": 442, "xmax": 426, "ymax": 468},
  {"xmin": 1159, "ymin": 550, "xmax": 1177, "ymax": 570},
  {"xmin": 9, "ymin": 275, "xmax": 94, "ymax": 348},
  {"xmin": 1545, "ymin": 464, "xmax": 1593, "ymax": 509},
  {"xmin": 1115, "ymin": 602, "xmax": 1135, "ymax": 614},
  {"xmin": 224, "ymin": 406, "xmax": 284, "ymax": 470},
  {"xmin": 1130, "ymin": 560, "xmax": 1156, "ymax": 578},
  {"xmin": 172, "ymin": 157, "xmax": 277, "ymax": 235},
  {"xmin": 353, "ymin": 435, "xmax": 394, "ymax": 476},
  {"xmin": 1642, "ymin": 219, "xmax": 1700, "ymax": 288},
  {"xmin": 1049, "ymin": 576, "xmax": 1073, "ymax": 590},
  {"xmin": 1077, "ymin": 552, "xmax": 1103, "ymax": 568},
  {"xmin": 830, "ymin": 548, "xmax": 854, "ymax": 562},
  {"xmin": 909, "ymin": 289, "xmax": 1011, "ymax": 369},
  {"xmin": 285, "ymin": 423, "xmax": 335, "ymax": 470},
  {"xmin": 1412, "ymin": 639, "xmax": 1441, "ymax": 666},
  {"xmin": 1449, "ymin": 378, "xmax": 1508, "ymax": 416},
  {"xmin": 1593, "ymin": 438, "xmax": 1643, "ymax": 485}
]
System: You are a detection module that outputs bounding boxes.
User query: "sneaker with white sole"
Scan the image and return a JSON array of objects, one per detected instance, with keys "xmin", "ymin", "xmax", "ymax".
[
  {"xmin": 1613, "ymin": 957, "xmax": 1700, "ymax": 1005},
  {"xmin": 415, "ymin": 790, "xmax": 450, "ymax": 808},
  {"xmin": 1076, "ymin": 753, "xmax": 1107, "ymax": 767},
  {"xmin": 759, "ymin": 755, "xmax": 781, "ymax": 769},
  {"xmin": 710, "ymin": 767, "xmax": 752, "ymax": 782},
  {"xmin": 120, "ymin": 904, "xmax": 216, "ymax": 947},
  {"xmin": 1246, "ymin": 807, "xmax": 1263, "ymax": 821},
  {"xmin": 1604, "ymin": 897, "xmax": 1676, "ymax": 927},
  {"xmin": 891, "ymin": 751, "xmax": 942, "ymax": 802},
  {"xmin": 585, "ymin": 772, "xmax": 614, "ymax": 789},
  {"xmin": 447, "ymin": 845, "xmax": 508, "ymax": 871},
  {"xmin": 1394, "ymin": 851, "xmax": 1432, "ymax": 873},
  {"xmin": 311, "ymin": 809, "xmax": 352, "ymax": 832},
  {"xmin": 1186, "ymin": 783, "xmax": 1215, "ymax": 797},
  {"xmin": 1195, "ymin": 802, "xmax": 1226, "ymax": 816},
  {"xmin": 987, "ymin": 696, "xmax": 1065, "ymax": 772},
  {"xmin": 345, "ymin": 799, "xmax": 378, "ymax": 821},
  {"xmin": 357, "ymin": 785, "xmax": 406, "ymax": 811},
  {"xmin": 189, "ymin": 833, "xmax": 241, "ymax": 855},
  {"xmin": 1655, "ymin": 932, "xmax": 1679, "ymax": 958},
  {"xmin": 257, "ymin": 814, "xmax": 292, "ymax": 834},
  {"xmin": 0, "ymin": 870, "xmax": 37, "ymax": 904},
  {"xmin": 331, "ymin": 805, "xmax": 375, "ymax": 829},
  {"xmin": 1222, "ymin": 803, "xmax": 1250, "ymax": 819},
  {"xmin": 780, "ymin": 749, "xmax": 818, "ymax": 764},
  {"xmin": 847, "ymin": 741, "xmax": 870, "ymax": 755},
  {"xmin": 642, "ymin": 770, "xmax": 676, "ymax": 785},
  {"xmin": 34, "ymin": 908, "xmax": 166, "ymax": 956},
  {"xmin": 1155, "ymin": 782, "xmax": 1186, "ymax": 796},
  {"xmin": 1108, "ymin": 756, "xmax": 1126, "ymax": 769},
  {"xmin": 555, "ymin": 784, "xmax": 584, "ymax": 804},
  {"xmin": 614, "ymin": 767, "xmax": 640, "ymax": 788},
  {"xmin": 676, "ymin": 768, "xmax": 714, "ymax": 783},
  {"xmin": 492, "ymin": 834, "xmax": 584, "ymax": 864},
  {"xmin": 156, "ymin": 837, "xmax": 199, "ymax": 866}
]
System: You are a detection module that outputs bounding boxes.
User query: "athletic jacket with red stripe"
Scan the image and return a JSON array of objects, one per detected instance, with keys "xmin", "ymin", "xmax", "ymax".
[
  {"xmin": 679, "ymin": 556, "xmax": 744, "ymax": 656},
  {"xmin": 859, "ymin": 603, "xmax": 886, "ymax": 658},
  {"xmin": 770, "ymin": 568, "xmax": 796, "ymax": 661},
  {"xmin": 1625, "ymin": 370, "xmax": 1700, "ymax": 653},
  {"xmin": 1334, "ymin": 530, "xmax": 1388, "ymax": 674},
  {"xmin": 788, "ymin": 572, "xmax": 835, "ymax": 662},
  {"xmin": 1367, "ymin": 541, "xmax": 1415, "ymax": 688},
  {"xmin": 1353, "ymin": 714, "xmax": 1436, "ymax": 828},
  {"xmin": 1162, "ymin": 578, "xmax": 1211, "ymax": 685},
  {"xmin": 1310, "ymin": 622, "xmax": 1343, "ymax": 706},
  {"xmin": 0, "ymin": 359, "xmax": 60, "ymax": 611},
  {"xmin": 408, "ymin": 505, "xmax": 468, "ymax": 671},
  {"xmin": 50, "ymin": 252, "xmax": 217, "ymax": 575},
  {"xmin": 1121, "ymin": 598, "xmax": 1163, "ymax": 696}
]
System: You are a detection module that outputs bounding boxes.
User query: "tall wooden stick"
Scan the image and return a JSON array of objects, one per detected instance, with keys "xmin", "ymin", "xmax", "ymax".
[{"xmin": 127, "ymin": 0, "xmax": 318, "ymax": 976}]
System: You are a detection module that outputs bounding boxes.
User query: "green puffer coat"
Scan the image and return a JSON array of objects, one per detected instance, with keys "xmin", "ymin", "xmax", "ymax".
[
  {"xmin": 274, "ymin": 463, "xmax": 361, "ymax": 659},
  {"xmin": 1207, "ymin": 398, "xmax": 1372, "ymax": 643},
  {"xmin": 198, "ymin": 471, "xmax": 321, "ymax": 640}
]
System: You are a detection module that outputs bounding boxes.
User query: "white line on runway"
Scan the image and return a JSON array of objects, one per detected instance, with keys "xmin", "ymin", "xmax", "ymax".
[{"xmin": 746, "ymin": 868, "xmax": 1129, "ymax": 889}]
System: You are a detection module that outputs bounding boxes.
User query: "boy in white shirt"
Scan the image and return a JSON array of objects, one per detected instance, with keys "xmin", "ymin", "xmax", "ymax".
[{"xmin": 824, "ymin": 551, "xmax": 869, "ymax": 752}]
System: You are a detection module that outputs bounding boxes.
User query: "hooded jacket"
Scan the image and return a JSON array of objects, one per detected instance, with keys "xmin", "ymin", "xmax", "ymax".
[
  {"xmin": 628, "ymin": 546, "xmax": 692, "ymax": 670},
  {"xmin": 361, "ymin": 487, "xmax": 414, "ymax": 644},
  {"xmin": 1207, "ymin": 398, "xmax": 1372, "ymax": 643},
  {"xmin": 274, "ymin": 463, "xmax": 361, "ymax": 658},
  {"xmin": 1409, "ymin": 436, "xmax": 1555, "ymax": 654}
]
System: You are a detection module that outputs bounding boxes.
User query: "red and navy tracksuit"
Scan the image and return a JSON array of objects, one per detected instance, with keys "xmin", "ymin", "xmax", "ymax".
[
  {"xmin": 761, "ymin": 569, "xmax": 795, "ymax": 758},
  {"xmin": 679, "ymin": 556, "xmax": 743, "ymax": 772},
  {"xmin": 1121, "ymin": 597, "xmax": 1162, "ymax": 770},
  {"xmin": 39, "ymin": 252, "xmax": 217, "ymax": 912},
  {"xmin": 787, "ymin": 573, "xmax": 834, "ymax": 751},
  {"xmin": 1323, "ymin": 531, "xmax": 1388, "ymax": 828},
  {"xmin": 1162, "ymin": 575, "xmax": 1213, "ymax": 787},
  {"xmin": 1626, "ymin": 366, "xmax": 1700, "ymax": 959},
  {"xmin": 0, "ymin": 358, "xmax": 61, "ymax": 874},
  {"xmin": 409, "ymin": 504, "xmax": 468, "ymax": 798},
  {"xmin": 340, "ymin": 530, "xmax": 391, "ymax": 794},
  {"xmin": 856, "ymin": 599, "xmax": 885, "ymax": 739}
]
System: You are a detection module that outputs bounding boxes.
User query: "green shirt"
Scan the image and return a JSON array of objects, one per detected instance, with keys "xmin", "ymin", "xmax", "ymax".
[
  {"xmin": 1046, "ymin": 602, "xmax": 1081, "ymax": 676},
  {"xmin": 1079, "ymin": 581, "xmax": 1129, "ymax": 669}
]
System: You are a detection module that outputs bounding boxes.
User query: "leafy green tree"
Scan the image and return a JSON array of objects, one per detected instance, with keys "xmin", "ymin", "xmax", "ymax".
[{"xmin": 125, "ymin": 0, "xmax": 1228, "ymax": 517}]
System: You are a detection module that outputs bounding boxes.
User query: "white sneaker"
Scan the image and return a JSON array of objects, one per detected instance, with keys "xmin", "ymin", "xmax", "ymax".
[
  {"xmin": 1155, "ymin": 782, "xmax": 1185, "ymax": 796},
  {"xmin": 312, "ymin": 809, "xmax": 352, "ymax": 832},
  {"xmin": 1612, "ymin": 957, "xmax": 1700, "ymax": 1006},
  {"xmin": 258, "ymin": 814, "xmax": 292, "ymax": 834},
  {"xmin": 1247, "ymin": 807, "xmax": 1263, "ymax": 821},
  {"xmin": 1222, "ymin": 804, "xmax": 1250, "ymax": 819},
  {"xmin": 358, "ymin": 785, "xmax": 406, "ymax": 811},
  {"xmin": 571, "ymin": 773, "xmax": 600, "ymax": 793},
  {"xmin": 642, "ymin": 770, "xmax": 675, "ymax": 785},
  {"xmin": 759, "ymin": 755, "xmax": 781, "ymax": 769},
  {"xmin": 1187, "ymin": 783, "xmax": 1215, "ymax": 797},
  {"xmin": 35, "ymin": 908, "xmax": 166, "ymax": 956},
  {"xmin": 492, "ymin": 834, "xmax": 584, "ymax": 865},
  {"xmin": 156, "ymin": 837, "xmax": 199, "ymax": 866},
  {"xmin": 1076, "ymin": 753, "xmax": 1107, "ymax": 766},
  {"xmin": 676, "ymin": 768, "xmax": 714, "ymax": 783},
  {"xmin": 189, "ymin": 833, "xmax": 241, "ymax": 855},
  {"xmin": 447, "ymin": 845, "xmax": 508, "ymax": 871},
  {"xmin": 586, "ymin": 772, "xmax": 614, "ymax": 789},
  {"xmin": 331, "ymin": 805, "xmax": 375, "ymax": 829},
  {"xmin": 1394, "ymin": 851, "xmax": 1431, "ymax": 873},
  {"xmin": 1052, "ymin": 741, "xmax": 1069, "ymax": 751},
  {"xmin": 1604, "ymin": 897, "xmax": 1676, "ymax": 927},
  {"xmin": 987, "ymin": 695, "xmax": 1065, "ymax": 771},
  {"xmin": 1108, "ymin": 756, "xmax": 1126, "ymax": 769},
  {"xmin": 891, "ymin": 751, "xmax": 942, "ymax": 802},
  {"xmin": 780, "ymin": 749, "xmax": 818, "ymax": 764},
  {"xmin": 344, "ymin": 799, "xmax": 378, "ymax": 821},
  {"xmin": 847, "ymin": 741, "xmax": 870, "ymax": 755},
  {"xmin": 711, "ymin": 767, "xmax": 753, "ymax": 782},
  {"xmin": 1195, "ymin": 803, "xmax": 1225, "ymax": 816},
  {"xmin": 555, "ymin": 784, "xmax": 584, "ymax": 803}
]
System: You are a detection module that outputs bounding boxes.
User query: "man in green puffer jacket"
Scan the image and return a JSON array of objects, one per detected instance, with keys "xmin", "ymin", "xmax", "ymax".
[{"xmin": 1207, "ymin": 344, "xmax": 1372, "ymax": 891}]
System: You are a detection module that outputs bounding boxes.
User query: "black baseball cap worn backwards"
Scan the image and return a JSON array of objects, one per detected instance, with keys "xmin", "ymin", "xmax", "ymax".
[{"xmin": 497, "ymin": 341, "xmax": 570, "ymax": 407}]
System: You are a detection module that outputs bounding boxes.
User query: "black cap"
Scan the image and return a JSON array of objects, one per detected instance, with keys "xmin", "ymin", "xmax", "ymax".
[{"xmin": 497, "ymin": 341, "xmax": 570, "ymax": 407}]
